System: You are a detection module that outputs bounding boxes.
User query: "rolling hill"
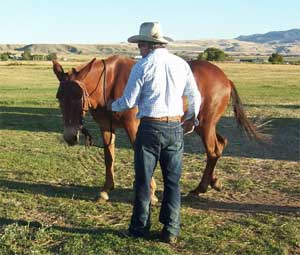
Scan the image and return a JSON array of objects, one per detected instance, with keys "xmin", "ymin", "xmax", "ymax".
[
  {"xmin": 235, "ymin": 29, "xmax": 300, "ymax": 43},
  {"xmin": 0, "ymin": 29, "xmax": 299, "ymax": 58}
]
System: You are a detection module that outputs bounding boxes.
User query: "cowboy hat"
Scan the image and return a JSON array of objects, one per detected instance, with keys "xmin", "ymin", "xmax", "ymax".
[{"xmin": 128, "ymin": 22, "xmax": 169, "ymax": 44}]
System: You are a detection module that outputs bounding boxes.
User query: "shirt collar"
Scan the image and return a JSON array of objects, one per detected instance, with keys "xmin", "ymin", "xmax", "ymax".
[{"xmin": 145, "ymin": 47, "xmax": 168, "ymax": 57}]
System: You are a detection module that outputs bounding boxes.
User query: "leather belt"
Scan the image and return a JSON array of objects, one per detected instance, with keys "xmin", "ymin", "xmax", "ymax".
[{"xmin": 141, "ymin": 116, "xmax": 181, "ymax": 122}]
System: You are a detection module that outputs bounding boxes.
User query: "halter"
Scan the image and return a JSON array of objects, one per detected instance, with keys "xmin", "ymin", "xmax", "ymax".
[
  {"xmin": 75, "ymin": 59, "xmax": 107, "ymax": 113},
  {"xmin": 74, "ymin": 80, "xmax": 91, "ymax": 113},
  {"xmin": 75, "ymin": 60, "xmax": 113, "ymax": 148}
]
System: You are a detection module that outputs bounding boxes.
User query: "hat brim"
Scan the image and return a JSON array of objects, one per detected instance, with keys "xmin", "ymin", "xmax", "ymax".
[{"xmin": 128, "ymin": 35, "xmax": 169, "ymax": 44}]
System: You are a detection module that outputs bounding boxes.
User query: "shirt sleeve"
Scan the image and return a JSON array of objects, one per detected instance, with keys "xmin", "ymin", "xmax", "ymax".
[
  {"xmin": 111, "ymin": 64, "xmax": 144, "ymax": 112},
  {"xmin": 183, "ymin": 64, "xmax": 201, "ymax": 126}
]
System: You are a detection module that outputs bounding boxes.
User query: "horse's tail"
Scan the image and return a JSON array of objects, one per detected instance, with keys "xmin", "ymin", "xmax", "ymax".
[{"xmin": 230, "ymin": 80, "xmax": 269, "ymax": 142}]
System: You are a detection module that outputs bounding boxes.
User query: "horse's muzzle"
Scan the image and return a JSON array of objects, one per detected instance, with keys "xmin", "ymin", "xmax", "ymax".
[{"xmin": 63, "ymin": 126, "xmax": 79, "ymax": 146}]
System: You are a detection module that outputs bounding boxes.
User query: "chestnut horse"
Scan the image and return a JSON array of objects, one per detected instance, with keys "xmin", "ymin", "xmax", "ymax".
[{"xmin": 53, "ymin": 55, "xmax": 262, "ymax": 202}]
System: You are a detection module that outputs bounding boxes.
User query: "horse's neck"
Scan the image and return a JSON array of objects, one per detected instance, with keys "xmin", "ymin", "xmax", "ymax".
[
  {"xmin": 85, "ymin": 59, "xmax": 112, "ymax": 108},
  {"xmin": 84, "ymin": 56, "xmax": 134, "ymax": 109}
]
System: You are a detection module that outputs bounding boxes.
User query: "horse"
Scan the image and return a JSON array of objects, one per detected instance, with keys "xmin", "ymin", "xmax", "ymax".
[{"xmin": 53, "ymin": 55, "xmax": 263, "ymax": 202}]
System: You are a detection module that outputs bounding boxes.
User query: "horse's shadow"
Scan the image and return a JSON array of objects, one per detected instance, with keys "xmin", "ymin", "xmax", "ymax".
[
  {"xmin": 184, "ymin": 114, "xmax": 300, "ymax": 161},
  {"xmin": 182, "ymin": 195, "xmax": 300, "ymax": 216},
  {"xmin": 1, "ymin": 179, "xmax": 299, "ymax": 216},
  {"xmin": 0, "ymin": 178, "xmax": 134, "ymax": 203},
  {"xmin": 1, "ymin": 106, "xmax": 299, "ymax": 161},
  {"xmin": 0, "ymin": 106, "xmax": 62, "ymax": 133},
  {"xmin": 0, "ymin": 178, "xmax": 101, "ymax": 201}
]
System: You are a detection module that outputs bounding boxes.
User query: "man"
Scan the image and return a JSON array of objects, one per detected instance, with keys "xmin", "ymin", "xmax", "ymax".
[{"xmin": 110, "ymin": 22, "xmax": 201, "ymax": 243}]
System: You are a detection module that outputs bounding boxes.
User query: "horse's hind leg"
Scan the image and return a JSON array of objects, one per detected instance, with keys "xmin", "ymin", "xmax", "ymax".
[
  {"xmin": 190, "ymin": 123, "xmax": 227, "ymax": 195},
  {"xmin": 210, "ymin": 132, "xmax": 227, "ymax": 191}
]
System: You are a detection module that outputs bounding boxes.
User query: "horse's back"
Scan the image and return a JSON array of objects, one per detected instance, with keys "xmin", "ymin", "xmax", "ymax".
[
  {"xmin": 188, "ymin": 60, "xmax": 232, "ymax": 121},
  {"xmin": 188, "ymin": 60, "xmax": 231, "ymax": 92}
]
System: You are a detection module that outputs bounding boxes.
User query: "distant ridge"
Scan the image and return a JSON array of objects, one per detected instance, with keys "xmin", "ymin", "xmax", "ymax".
[
  {"xmin": 0, "ymin": 43, "xmax": 139, "ymax": 57},
  {"xmin": 236, "ymin": 29, "xmax": 300, "ymax": 43},
  {"xmin": 1, "ymin": 29, "xmax": 299, "ymax": 57}
]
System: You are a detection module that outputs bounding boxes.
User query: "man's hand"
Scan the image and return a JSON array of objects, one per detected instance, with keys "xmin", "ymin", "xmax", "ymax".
[{"xmin": 182, "ymin": 119, "xmax": 195, "ymax": 135}]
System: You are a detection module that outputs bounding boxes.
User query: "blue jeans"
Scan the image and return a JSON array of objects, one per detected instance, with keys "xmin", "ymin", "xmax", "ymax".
[{"xmin": 129, "ymin": 119, "xmax": 183, "ymax": 237}]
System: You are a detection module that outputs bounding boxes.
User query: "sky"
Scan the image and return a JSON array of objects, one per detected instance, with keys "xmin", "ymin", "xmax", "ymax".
[{"xmin": 1, "ymin": 0, "xmax": 299, "ymax": 44}]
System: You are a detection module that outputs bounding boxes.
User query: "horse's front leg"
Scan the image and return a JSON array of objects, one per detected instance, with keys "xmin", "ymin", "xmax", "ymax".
[{"xmin": 98, "ymin": 128, "xmax": 116, "ymax": 201}]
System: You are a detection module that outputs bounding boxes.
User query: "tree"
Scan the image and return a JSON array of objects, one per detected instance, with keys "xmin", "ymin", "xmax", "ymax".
[
  {"xmin": 32, "ymin": 54, "xmax": 45, "ymax": 61},
  {"xmin": 197, "ymin": 51, "xmax": 208, "ymax": 61},
  {"xmin": 0, "ymin": 52, "xmax": 9, "ymax": 61},
  {"xmin": 268, "ymin": 53, "xmax": 284, "ymax": 64},
  {"xmin": 46, "ymin": 53, "xmax": 57, "ymax": 61},
  {"xmin": 21, "ymin": 49, "xmax": 32, "ymax": 60},
  {"xmin": 197, "ymin": 48, "xmax": 228, "ymax": 61}
]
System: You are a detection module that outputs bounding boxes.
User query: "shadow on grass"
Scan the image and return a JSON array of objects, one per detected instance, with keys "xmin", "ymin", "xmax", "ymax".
[
  {"xmin": 244, "ymin": 103, "xmax": 300, "ymax": 110},
  {"xmin": 1, "ymin": 179, "xmax": 299, "ymax": 216},
  {"xmin": 1, "ymin": 106, "xmax": 299, "ymax": 160},
  {"xmin": 0, "ymin": 179, "xmax": 100, "ymax": 201},
  {"xmin": 182, "ymin": 195, "xmax": 300, "ymax": 216},
  {"xmin": 184, "ymin": 116, "xmax": 300, "ymax": 161},
  {"xmin": 0, "ymin": 178, "xmax": 135, "ymax": 203},
  {"xmin": 0, "ymin": 217, "xmax": 124, "ymax": 237},
  {"xmin": 0, "ymin": 217, "xmax": 164, "ymax": 243},
  {"xmin": 0, "ymin": 106, "xmax": 62, "ymax": 132}
]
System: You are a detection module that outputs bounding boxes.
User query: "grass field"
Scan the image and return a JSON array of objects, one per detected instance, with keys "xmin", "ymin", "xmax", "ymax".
[{"xmin": 0, "ymin": 60, "xmax": 299, "ymax": 255}]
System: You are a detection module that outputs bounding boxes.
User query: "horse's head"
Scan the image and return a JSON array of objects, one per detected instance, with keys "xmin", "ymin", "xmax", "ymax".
[{"xmin": 53, "ymin": 58, "xmax": 96, "ymax": 146}]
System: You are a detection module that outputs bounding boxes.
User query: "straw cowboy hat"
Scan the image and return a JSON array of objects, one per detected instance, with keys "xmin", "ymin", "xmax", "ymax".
[{"xmin": 128, "ymin": 22, "xmax": 169, "ymax": 44}]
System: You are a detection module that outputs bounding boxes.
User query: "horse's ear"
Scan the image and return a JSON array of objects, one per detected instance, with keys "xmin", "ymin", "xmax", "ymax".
[
  {"xmin": 52, "ymin": 60, "xmax": 67, "ymax": 81},
  {"xmin": 73, "ymin": 58, "xmax": 96, "ymax": 80}
]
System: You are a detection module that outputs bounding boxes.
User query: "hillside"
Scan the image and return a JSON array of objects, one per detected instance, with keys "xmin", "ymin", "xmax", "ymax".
[
  {"xmin": 1, "ymin": 29, "xmax": 299, "ymax": 58},
  {"xmin": 171, "ymin": 39, "xmax": 300, "ymax": 56},
  {"xmin": 236, "ymin": 29, "xmax": 300, "ymax": 43}
]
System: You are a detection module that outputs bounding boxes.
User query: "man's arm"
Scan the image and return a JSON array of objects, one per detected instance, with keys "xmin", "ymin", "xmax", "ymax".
[
  {"xmin": 111, "ymin": 65, "xmax": 144, "ymax": 112},
  {"xmin": 182, "ymin": 65, "xmax": 201, "ymax": 127}
]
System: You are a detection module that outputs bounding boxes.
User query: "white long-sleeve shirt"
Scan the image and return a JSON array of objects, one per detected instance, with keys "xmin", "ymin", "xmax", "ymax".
[{"xmin": 112, "ymin": 48, "xmax": 201, "ymax": 124}]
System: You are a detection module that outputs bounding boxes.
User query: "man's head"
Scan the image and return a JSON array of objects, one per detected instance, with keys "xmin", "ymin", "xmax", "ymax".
[
  {"xmin": 137, "ymin": 41, "xmax": 166, "ymax": 57},
  {"xmin": 128, "ymin": 22, "xmax": 169, "ymax": 57}
]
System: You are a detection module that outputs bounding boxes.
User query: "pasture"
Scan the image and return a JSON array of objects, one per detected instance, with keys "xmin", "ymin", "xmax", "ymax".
[{"xmin": 0, "ymin": 61, "xmax": 299, "ymax": 254}]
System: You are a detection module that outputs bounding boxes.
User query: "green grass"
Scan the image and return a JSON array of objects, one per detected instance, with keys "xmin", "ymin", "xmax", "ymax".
[
  {"xmin": 0, "ymin": 61, "xmax": 300, "ymax": 254},
  {"xmin": 217, "ymin": 63, "xmax": 300, "ymax": 106}
]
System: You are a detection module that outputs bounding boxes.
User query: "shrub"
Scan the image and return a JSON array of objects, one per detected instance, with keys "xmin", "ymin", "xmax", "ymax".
[
  {"xmin": 268, "ymin": 53, "xmax": 284, "ymax": 64},
  {"xmin": 46, "ymin": 53, "xmax": 57, "ymax": 61},
  {"xmin": 0, "ymin": 52, "xmax": 9, "ymax": 61},
  {"xmin": 21, "ymin": 49, "xmax": 32, "ymax": 60},
  {"xmin": 198, "ymin": 48, "xmax": 228, "ymax": 61}
]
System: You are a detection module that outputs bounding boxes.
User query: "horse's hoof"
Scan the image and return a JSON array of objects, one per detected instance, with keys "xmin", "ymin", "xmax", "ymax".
[
  {"xmin": 97, "ymin": 191, "xmax": 109, "ymax": 201},
  {"xmin": 189, "ymin": 186, "xmax": 208, "ymax": 196},
  {"xmin": 188, "ymin": 190, "xmax": 200, "ymax": 197},
  {"xmin": 210, "ymin": 179, "xmax": 222, "ymax": 192},
  {"xmin": 151, "ymin": 195, "xmax": 159, "ymax": 205},
  {"xmin": 188, "ymin": 188, "xmax": 203, "ymax": 197}
]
